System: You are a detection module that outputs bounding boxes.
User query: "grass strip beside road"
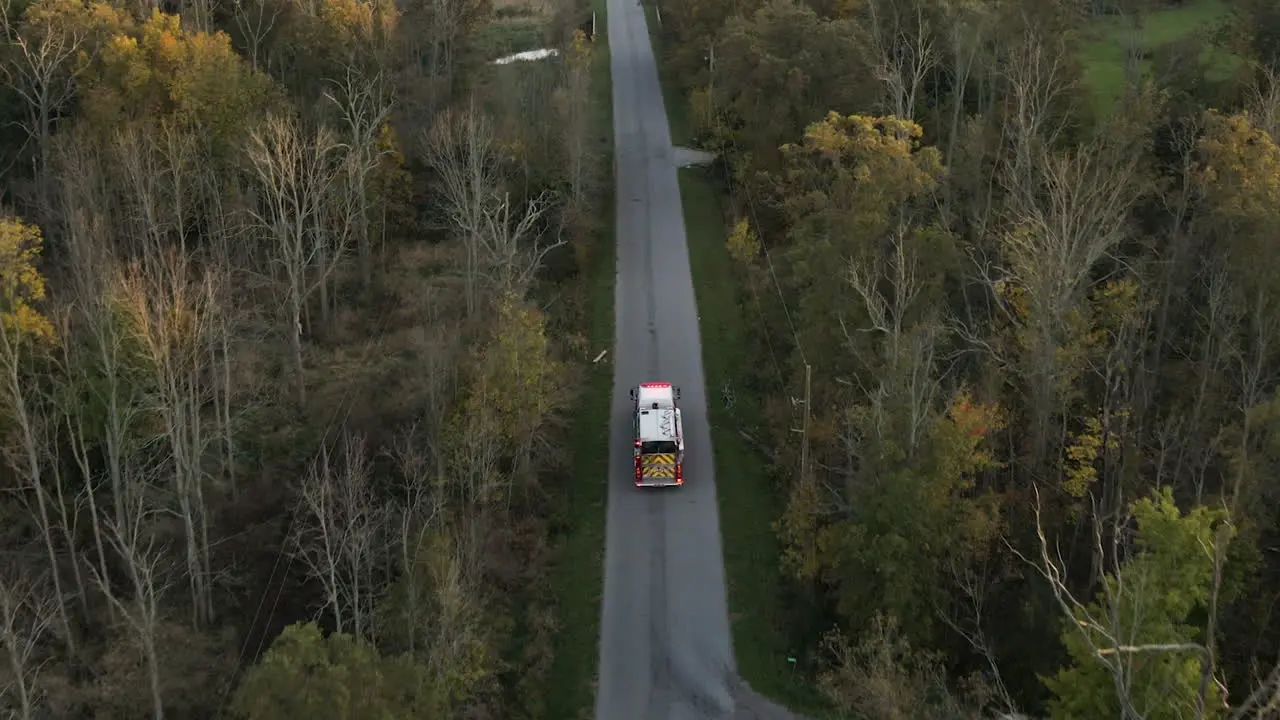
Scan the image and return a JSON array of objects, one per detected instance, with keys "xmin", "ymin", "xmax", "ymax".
[
  {"xmin": 647, "ymin": 0, "xmax": 828, "ymax": 711},
  {"xmin": 642, "ymin": 2, "xmax": 694, "ymax": 147},
  {"xmin": 545, "ymin": 1, "xmax": 614, "ymax": 716},
  {"xmin": 678, "ymin": 168, "xmax": 831, "ymax": 715}
]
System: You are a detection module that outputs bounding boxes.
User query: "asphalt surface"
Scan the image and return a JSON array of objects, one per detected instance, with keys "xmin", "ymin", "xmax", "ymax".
[{"xmin": 593, "ymin": 1, "xmax": 807, "ymax": 718}]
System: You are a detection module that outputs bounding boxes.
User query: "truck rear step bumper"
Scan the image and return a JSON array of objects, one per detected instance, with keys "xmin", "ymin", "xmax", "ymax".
[{"xmin": 636, "ymin": 479, "xmax": 683, "ymax": 488}]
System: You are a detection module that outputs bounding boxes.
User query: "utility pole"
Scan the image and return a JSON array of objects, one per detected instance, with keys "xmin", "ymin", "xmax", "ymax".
[
  {"xmin": 791, "ymin": 364, "xmax": 812, "ymax": 484},
  {"xmin": 708, "ymin": 41, "xmax": 715, "ymax": 123},
  {"xmin": 801, "ymin": 363, "xmax": 811, "ymax": 484}
]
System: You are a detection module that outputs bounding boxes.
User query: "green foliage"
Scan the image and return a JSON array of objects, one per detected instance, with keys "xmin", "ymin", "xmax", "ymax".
[
  {"xmin": 710, "ymin": 1, "xmax": 870, "ymax": 168},
  {"xmin": 779, "ymin": 391, "xmax": 1005, "ymax": 643},
  {"xmin": 1043, "ymin": 488, "xmax": 1233, "ymax": 720},
  {"xmin": 818, "ymin": 615, "xmax": 990, "ymax": 720},
  {"xmin": 231, "ymin": 622, "xmax": 441, "ymax": 720},
  {"xmin": 445, "ymin": 292, "xmax": 566, "ymax": 504},
  {"xmin": 377, "ymin": 525, "xmax": 497, "ymax": 712}
]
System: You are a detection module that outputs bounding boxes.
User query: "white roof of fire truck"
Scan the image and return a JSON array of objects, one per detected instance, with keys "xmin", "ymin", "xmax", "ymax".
[{"xmin": 636, "ymin": 382, "xmax": 679, "ymax": 443}]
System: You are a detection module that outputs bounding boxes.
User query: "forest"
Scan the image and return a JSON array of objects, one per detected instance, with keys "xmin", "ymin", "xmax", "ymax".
[
  {"xmin": 650, "ymin": 0, "xmax": 1280, "ymax": 717},
  {"xmin": 0, "ymin": 0, "xmax": 607, "ymax": 714}
]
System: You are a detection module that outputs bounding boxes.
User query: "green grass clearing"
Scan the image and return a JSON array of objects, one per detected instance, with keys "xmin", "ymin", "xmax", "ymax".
[
  {"xmin": 642, "ymin": 2, "xmax": 695, "ymax": 146},
  {"xmin": 1080, "ymin": 0, "xmax": 1240, "ymax": 115},
  {"xmin": 544, "ymin": 1, "xmax": 614, "ymax": 717},
  {"xmin": 678, "ymin": 168, "xmax": 832, "ymax": 716},
  {"xmin": 474, "ymin": 18, "xmax": 548, "ymax": 59}
]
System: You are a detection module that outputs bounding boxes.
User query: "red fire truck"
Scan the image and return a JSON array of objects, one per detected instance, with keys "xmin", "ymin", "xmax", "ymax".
[{"xmin": 629, "ymin": 381, "xmax": 684, "ymax": 487}]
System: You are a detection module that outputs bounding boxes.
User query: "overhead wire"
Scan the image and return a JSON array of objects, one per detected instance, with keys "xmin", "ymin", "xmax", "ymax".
[
  {"xmin": 215, "ymin": 250, "xmax": 409, "ymax": 712},
  {"xmin": 717, "ymin": 142, "xmax": 787, "ymax": 397},
  {"xmin": 709, "ymin": 49, "xmax": 809, "ymax": 372}
]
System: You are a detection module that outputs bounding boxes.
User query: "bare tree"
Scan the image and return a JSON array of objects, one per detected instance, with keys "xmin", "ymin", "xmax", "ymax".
[
  {"xmin": 1000, "ymin": 16, "xmax": 1076, "ymax": 188},
  {"xmin": 232, "ymin": 0, "xmax": 281, "ymax": 69},
  {"xmin": 937, "ymin": 555, "xmax": 1019, "ymax": 717},
  {"xmin": 422, "ymin": 105, "xmax": 503, "ymax": 318},
  {"xmin": 115, "ymin": 124, "xmax": 170, "ymax": 256},
  {"xmin": 475, "ymin": 190, "xmax": 563, "ymax": 301},
  {"xmin": 0, "ymin": 566, "xmax": 57, "ymax": 719},
  {"xmin": 89, "ymin": 495, "xmax": 172, "ymax": 720},
  {"xmin": 157, "ymin": 121, "xmax": 200, "ymax": 257},
  {"xmin": 0, "ymin": 311, "xmax": 74, "ymax": 658},
  {"xmin": 115, "ymin": 247, "xmax": 221, "ymax": 628},
  {"xmin": 41, "ymin": 418, "xmax": 89, "ymax": 617},
  {"xmin": 1247, "ymin": 58, "xmax": 1280, "ymax": 140},
  {"xmin": 290, "ymin": 431, "xmax": 382, "ymax": 641},
  {"xmin": 181, "ymin": 0, "xmax": 213, "ymax": 36},
  {"xmin": 401, "ymin": 0, "xmax": 480, "ymax": 114},
  {"xmin": 862, "ymin": 0, "xmax": 938, "ymax": 122},
  {"xmin": 941, "ymin": 1, "xmax": 994, "ymax": 168},
  {"xmin": 842, "ymin": 222, "xmax": 946, "ymax": 468},
  {"xmin": 60, "ymin": 361, "xmax": 116, "ymax": 619},
  {"xmin": 0, "ymin": 0, "xmax": 87, "ymax": 213},
  {"xmin": 325, "ymin": 64, "xmax": 394, "ymax": 290},
  {"xmin": 383, "ymin": 424, "xmax": 444, "ymax": 654},
  {"xmin": 202, "ymin": 169, "xmax": 249, "ymax": 501},
  {"xmin": 246, "ymin": 113, "xmax": 347, "ymax": 404}
]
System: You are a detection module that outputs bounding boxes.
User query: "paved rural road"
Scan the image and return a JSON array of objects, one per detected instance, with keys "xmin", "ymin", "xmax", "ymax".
[{"xmin": 593, "ymin": 0, "xmax": 808, "ymax": 718}]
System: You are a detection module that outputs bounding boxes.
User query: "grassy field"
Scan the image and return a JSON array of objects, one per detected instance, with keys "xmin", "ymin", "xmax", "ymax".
[
  {"xmin": 1080, "ymin": 0, "xmax": 1237, "ymax": 113},
  {"xmin": 544, "ymin": 0, "xmax": 614, "ymax": 716}
]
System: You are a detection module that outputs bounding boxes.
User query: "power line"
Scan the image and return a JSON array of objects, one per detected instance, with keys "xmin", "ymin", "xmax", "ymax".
[
  {"xmin": 719, "ymin": 135, "xmax": 787, "ymax": 397},
  {"xmin": 708, "ymin": 40, "xmax": 808, "ymax": 370},
  {"xmin": 216, "ymin": 262, "xmax": 406, "ymax": 712}
]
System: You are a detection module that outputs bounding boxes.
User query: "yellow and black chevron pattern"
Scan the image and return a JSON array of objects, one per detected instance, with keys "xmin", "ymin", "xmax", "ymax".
[{"xmin": 640, "ymin": 453, "xmax": 677, "ymax": 479}]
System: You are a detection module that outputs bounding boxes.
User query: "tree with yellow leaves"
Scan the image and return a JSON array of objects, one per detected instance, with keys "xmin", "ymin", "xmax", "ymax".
[
  {"xmin": 0, "ymin": 216, "xmax": 53, "ymax": 343},
  {"xmin": 82, "ymin": 10, "xmax": 274, "ymax": 159},
  {"xmin": 771, "ymin": 113, "xmax": 951, "ymax": 433},
  {"xmin": 446, "ymin": 292, "xmax": 566, "ymax": 509}
]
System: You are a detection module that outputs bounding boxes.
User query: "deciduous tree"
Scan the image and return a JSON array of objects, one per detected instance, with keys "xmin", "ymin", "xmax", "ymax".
[
  {"xmin": 1035, "ymin": 488, "xmax": 1232, "ymax": 720},
  {"xmin": 290, "ymin": 431, "xmax": 382, "ymax": 641},
  {"xmin": 231, "ymin": 621, "xmax": 439, "ymax": 719},
  {"xmin": 324, "ymin": 63, "xmax": 393, "ymax": 289},
  {"xmin": 0, "ymin": 566, "xmax": 57, "ymax": 719},
  {"xmin": 89, "ymin": 495, "xmax": 174, "ymax": 720},
  {"xmin": 245, "ymin": 112, "xmax": 345, "ymax": 404},
  {"xmin": 0, "ymin": 217, "xmax": 72, "ymax": 658},
  {"xmin": 114, "ymin": 245, "xmax": 222, "ymax": 628}
]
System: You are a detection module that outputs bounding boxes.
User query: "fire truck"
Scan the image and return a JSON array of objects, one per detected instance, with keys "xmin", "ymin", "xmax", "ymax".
[{"xmin": 629, "ymin": 381, "xmax": 684, "ymax": 487}]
